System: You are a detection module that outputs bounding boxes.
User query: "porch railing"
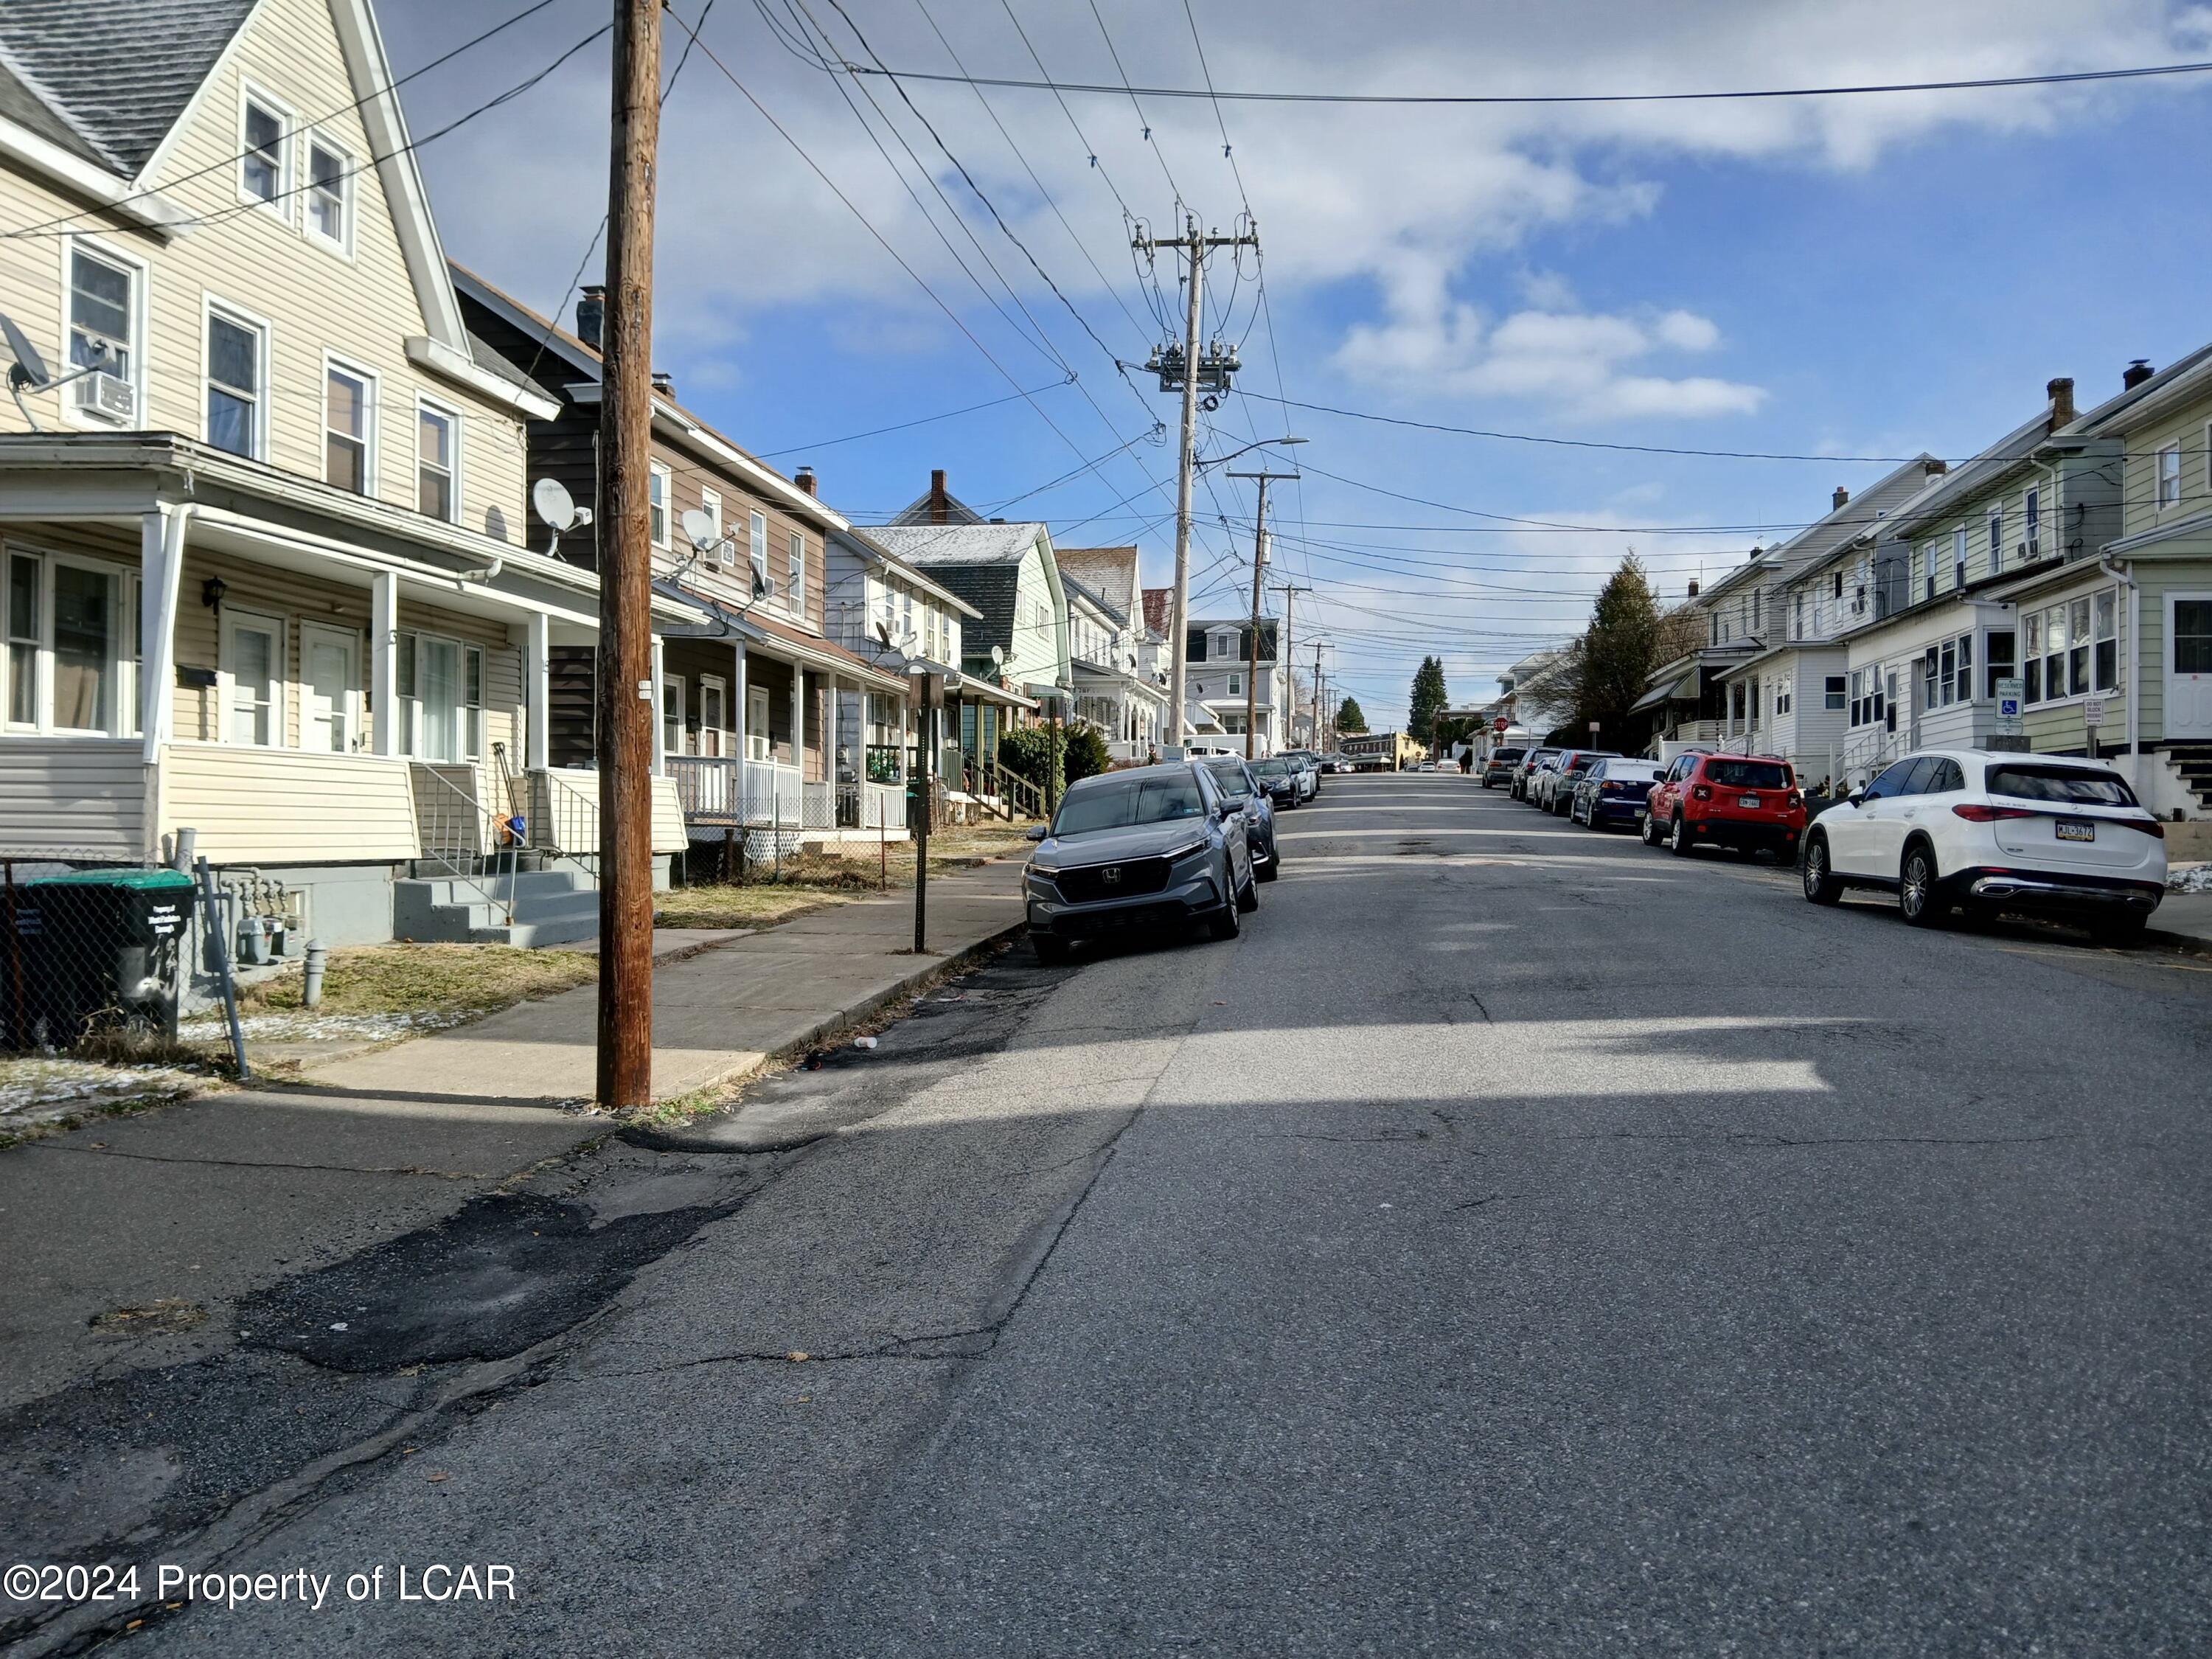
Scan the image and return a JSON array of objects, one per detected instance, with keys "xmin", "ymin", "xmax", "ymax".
[
  {"xmin": 533, "ymin": 766, "xmax": 600, "ymax": 874},
  {"xmin": 667, "ymin": 755, "xmax": 805, "ymax": 828},
  {"xmin": 409, "ymin": 762, "xmax": 516, "ymax": 926}
]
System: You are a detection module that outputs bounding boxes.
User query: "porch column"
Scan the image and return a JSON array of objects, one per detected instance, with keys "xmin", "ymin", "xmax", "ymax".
[
  {"xmin": 650, "ymin": 636, "xmax": 667, "ymax": 778},
  {"xmin": 525, "ymin": 610, "xmax": 549, "ymax": 771},
  {"xmin": 731, "ymin": 638, "xmax": 748, "ymax": 761},
  {"xmin": 793, "ymin": 661, "xmax": 807, "ymax": 779},
  {"xmin": 139, "ymin": 504, "xmax": 191, "ymax": 762},
  {"xmin": 370, "ymin": 571, "xmax": 400, "ymax": 756}
]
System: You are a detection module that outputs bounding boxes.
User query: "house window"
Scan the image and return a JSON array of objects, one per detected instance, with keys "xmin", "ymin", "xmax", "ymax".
[
  {"xmin": 1988, "ymin": 509, "xmax": 2003, "ymax": 577},
  {"xmin": 2067, "ymin": 596, "xmax": 2091, "ymax": 696},
  {"xmin": 240, "ymin": 91, "xmax": 289, "ymax": 211},
  {"xmin": 205, "ymin": 305, "xmax": 264, "ymax": 459},
  {"xmin": 1984, "ymin": 629, "xmax": 2015, "ymax": 699},
  {"xmin": 750, "ymin": 512, "xmax": 768, "ymax": 594},
  {"xmin": 648, "ymin": 463, "xmax": 672, "ymax": 549},
  {"xmin": 698, "ymin": 488, "xmax": 726, "ymax": 565},
  {"xmin": 1823, "ymin": 674, "xmax": 1846, "ymax": 711},
  {"xmin": 2093, "ymin": 591, "xmax": 2117, "ymax": 690},
  {"xmin": 2157, "ymin": 443, "xmax": 2183, "ymax": 509},
  {"xmin": 1923, "ymin": 646, "xmax": 1940, "ymax": 714},
  {"xmin": 1228, "ymin": 672, "xmax": 1244, "ymax": 698},
  {"xmin": 1792, "ymin": 593, "xmax": 1804, "ymax": 639},
  {"xmin": 304, "ymin": 136, "xmax": 351, "ymax": 251},
  {"xmin": 2177, "ymin": 601, "xmax": 2212, "ymax": 675},
  {"xmin": 4, "ymin": 553, "xmax": 38, "ymax": 726},
  {"xmin": 698, "ymin": 676, "xmax": 726, "ymax": 757},
  {"xmin": 417, "ymin": 402, "xmax": 458, "ymax": 521},
  {"xmin": 747, "ymin": 684, "xmax": 771, "ymax": 761},
  {"xmin": 1954, "ymin": 526, "xmax": 1968, "ymax": 591},
  {"xmin": 2023, "ymin": 489, "xmax": 2039, "ymax": 557},
  {"xmin": 787, "ymin": 530, "xmax": 805, "ymax": 618},
  {"xmin": 67, "ymin": 242, "xmax": 136, "ymax": 405},
  {"xmin": 1831, "ymin": 572, "xmax": 1843, "ymax": 600},
  {"xmin": 2022, "ymin": 611, "xmax": 2043, "ymax": 703},
  {"xmin": 397, "ymin": 631, "xmax": 481, "ymax": 761},
  {"xmin": 324, "ymin": 361, "xmax": 373, "ymax": 494},
  {"xmin": 661, "ymin": 675, "xmax": 685, "ymax": 757},
  {"xmin": 2043, "ymin": 605, "xmax": 2068, "ymax": 702},
  {"xmin": 1854, "ymin": 583, "xmax": 1866, "ymax": 616}
]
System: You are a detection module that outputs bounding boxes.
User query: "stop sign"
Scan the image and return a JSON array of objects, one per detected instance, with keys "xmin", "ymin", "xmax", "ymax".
[{"xmin": 1492, "ymin": 717, "xmax": 1507, "ymax": 733}]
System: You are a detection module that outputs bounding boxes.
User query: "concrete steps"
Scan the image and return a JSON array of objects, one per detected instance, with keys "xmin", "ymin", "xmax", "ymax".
[{"xmin": 394, "ymin": 867, "xmax": 600, "ymax": 948}]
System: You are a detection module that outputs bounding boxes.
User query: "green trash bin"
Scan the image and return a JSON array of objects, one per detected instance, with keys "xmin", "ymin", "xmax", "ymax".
[{"xmin": 12, "ymin": 869, "xmax": 194, "ymax": 1048}]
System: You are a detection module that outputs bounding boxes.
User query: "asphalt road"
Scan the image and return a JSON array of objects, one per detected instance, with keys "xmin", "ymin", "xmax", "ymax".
[{"xmin": 11, "ymin": 773, "xmax": 2212, "ymax": 1655}]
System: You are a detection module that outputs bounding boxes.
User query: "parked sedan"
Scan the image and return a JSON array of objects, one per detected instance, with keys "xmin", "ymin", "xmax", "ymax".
[
  {"xmin": 1249, "ymin": 755, "xmax": 1303, "ymax": 810},
  {"xmin": 1200, "ymin": 756, "xmax": 1281, "ymax": 882},
  {"xmin": 1644, "ymin": 752, "xmax": 1806, "ymax": 858},
  {"xmin": 1024, "ymin": 762, "xmax": 1256, "ymax": 962},
  {"xmin": 1513, "ymin": 748, "xmax": 1562, "ymax": 802},
  {"xmin": 1801, "ymin": 749, "xmax": 2165, "ymax": 942},
  {"xmin": 1281, "ymin": 750, "xmax": 1323, "ymax": 800},
  {"xmin": 1570, "ymin": 757, "xmax": 1663, "ymax": 829},
  {"xmin": 1481, "ymin": 746, "xmax": 1526, "ymax": 788},
  {"xmin": 1539, "ymin": 749, "xmax": 1619, "ymax": 814}
]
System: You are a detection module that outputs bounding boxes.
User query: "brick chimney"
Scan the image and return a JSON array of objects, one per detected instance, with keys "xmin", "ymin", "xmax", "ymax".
[
  {"xmin": 1832, "ymin": 486, "xmax": 1849, "ymax": 511},
  {"xmin": 2124, "ymin": 358, "xmax": 2155, "ymax": 390},
  {"xmin": 1922, "ymin": 458, "xmax": 1949, "ymax": 479},
  {"xmin": 2046, "ymin": 376, "xmax": 2076, "ymax": 425},
  {"xmin": 928, "ymin": 467, "xmax": 950, "ymax": 525},
  {"xmin": 650, "ymin": 371, "xmax": 674, "ymax": 399},
  {"xmin": 1686, "ymin": 577, "xmax": 1700, "ymax": 599},
  {"xmin": 575, "ymin": 285, "xmax": 605, "ymax": 350},
  {"xmin": 793, "ymin": 465, "xmax": 816, "ymax": 496}
]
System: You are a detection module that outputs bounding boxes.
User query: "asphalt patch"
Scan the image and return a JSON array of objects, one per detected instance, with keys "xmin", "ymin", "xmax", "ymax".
[{"xmin": 234, "ymin": 1192, "xmax": 724, "ymax": 1371}]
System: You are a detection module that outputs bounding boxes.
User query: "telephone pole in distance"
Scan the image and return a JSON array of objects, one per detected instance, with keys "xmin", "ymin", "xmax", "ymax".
[
  {"xmin": 1227, "ymin": 467, "xmax": 1299, "ymax": 759},
  {"xmin": 1270, "ymin": 581, "xmax": 1313, "ymax": 751}
]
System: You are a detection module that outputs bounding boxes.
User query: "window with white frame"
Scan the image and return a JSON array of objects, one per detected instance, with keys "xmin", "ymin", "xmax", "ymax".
[
  {"xmin": 4, "ymin": 550, "xmax": 130, "ymax": 735},
  {"xmin": 395, "ymin": 630, "xmax": 484, "ymax": 762},
  {"xmin": 2157, "ymin": 443, "xmax": 2183, "ymax": 509},
  {"xmin": 1848, "ymin": 667, "xmax": 1885, "ymax": 728},
  {"xmin": 303, "ymin": 133, "xmax": 352, "ymax": 251},
  {"xmin": 324, "ymin": 361, "xmax": 374, "ymax": 494},
  {"xmin": 648, "ymin": 462, "xmax": 672, "ymax": 549},
  {"xmin": 2020, "ymin": 588, "xmax": 2118, "ymax": 704},
  {"xmin": 66, "ymin": 242, "xmax": 138, "ymax": 415},
  {"xmin": 1952, "ymin": 527, "xmax": 1967, "ymax": 592},
  {"xmin": 2023, "ymin": 488, "xmax": 2040, "ymax": 557},
  {"xmin": 239, "ymin": 90, "xmax": 290, "ymax": 212},
  {"xmin": 787, "ymin": 529, "xmax": 805, "ymax": 618},
  {"xmin": 1921, "ymin": 632, "xmax": 1973, "ymax": 709},
  {"xmin": 1792, "ymin": 592, "xmax": 1804, "ymax": 639},
  {"xmin": 204, "ymin": 305, "xmax": 265, "ymax": 459},
  {"xmin": 698, "ymin": 488, "xmax": 726, "ymax": 566},
  {"xmin": 4, "ymin": 552, "xmax": 37, "ymax": 727},
  {"xmin": 1987, "ymin": 508, "xmax": 2003, "ymax": 577},
  {"xmin": 1775, "ymin": 681, "xmax": 1791, "ymax": 716},
  {"xmin": 1824, "ymin": 674, "xmax": 1846, "ymax": 711},
  {"xmin": 1984, "ymin": 628, "xmax": 2015, "ymax": 699},
  {"xmin": 749, "ymin": 511, "xmax": 768, "ymax": 594},
  {"xmin": 417, "ymin": 401, "xmax": 458, "ymax": 522},
  {"xmin": 2093, "ymin": 591, "xmax": 2117, "ymax": 689},
  {"xmin": 1228, "ymin": 671, "xmax": 1244, "ymax": 697}
]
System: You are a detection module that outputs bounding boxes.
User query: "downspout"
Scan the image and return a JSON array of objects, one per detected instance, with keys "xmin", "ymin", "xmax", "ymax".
[{"xmin": 2098, "ymin": 552, "xmax": 2138, "ymax": 775}]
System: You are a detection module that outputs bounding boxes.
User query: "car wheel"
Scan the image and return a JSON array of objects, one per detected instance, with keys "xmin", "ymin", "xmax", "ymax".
[
  {"xmin": 1801, "ymin": 833, "xmax": 1843, "ymax": 905},
  {"xmin": 1032, "ymin": 931, "xmax": 1070, "ymax": 964},
  {"xmin": 1640, "ymin": 811, "xmax": 1660, "ymax": 847},
  {"xmin": 2090, "ymin": 913, "xmax": 2149, "ymax": 947},
  {"xmin": 1899, "ymin": 843, "xmax": 1945, "ymax": 927},
  {"xmin": 1237, "ymin": 869, "xmax": 1259, "ymax": 912},
  {"xmin": 1669, "ymin": 813, "xmax": 1695, "ymax": 856},
  {"xmin": 1207, "ymin": 896, "xmax": 1242, "ymax": 941},
  {"xmin": 1256, "ymin": 837, "xmax": 1279, "ymax": 880}
]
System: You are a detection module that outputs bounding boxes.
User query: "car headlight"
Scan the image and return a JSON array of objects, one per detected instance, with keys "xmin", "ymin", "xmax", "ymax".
[{"xmin": 1159, "ymin": 837, "xmax": 1209, "ymax": 863}]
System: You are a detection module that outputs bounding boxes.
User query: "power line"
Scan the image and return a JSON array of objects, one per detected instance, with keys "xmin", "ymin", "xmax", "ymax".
[
  {"xmin": 754, "ymin": 378, "xmax": 1074, "ymax": 457},
  {"xmin": 835, "ymin": 55, "xmax": 2212, "ymax": 107}
]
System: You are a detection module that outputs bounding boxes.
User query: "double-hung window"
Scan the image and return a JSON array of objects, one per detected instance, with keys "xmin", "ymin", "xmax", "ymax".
[
  {"xmin": 2157, "ymin": 443, "xmax": 2183, "ymax": 509},
  {"xmin": 396, "ymin": 630, "xmax": 484, "ymax": 762},
  {"xmin": 698, "ymin": 489, "xmax": 726, "ymax": 566},
  {"xmin": 647, "ymin": 462, "xmax": 672, "ymax": 549},
  {"xmin": 5, "ymin": 553, "xmax": 38, "ymax": 727},
  {"xmin": 3, "ymin": 552, "xmax": 129, "ymax": 735},
  {"xmin": 2023, "ymin": 488, "xmax": 2040, "ymax": 557},
  {"xmin": 1988, "ymin": 509, "xmax": 2003, "ymax": 577},
  {"xmin": 1952, "ymin": 527, "xmax": 1968, "ymax": 592},
  {"xmin": 1984, "ymin": 629, "xmax": 2015, "ymax": 699},
  {"xmin": 205, "ymin": 305, "xmax": 265, "ymax": 459},
  {"xmin": 417, "ymin": 402, "xmax": 458, "ymax": 521},
  {"xmin": 1823, "ymin": 674, "xmax": 1846, "ymax": 712},
  {"xmin": 2043, "ymin": 605, "xmax": 2069, "ymax": 701},
  {"xmin": 2023, "ymin": 612, "xmax": 2044, "ymax": 703},
  {"xmin": 2092, "ymin": 591, "xmax": 2117, "ymax": 690},
  {"xmin": 749, "ymin": 512, "xmax": 769, "ymax": 596},
  {"xmin": 66, "ymin": 242, "xmax": 138, "ymax": 417},
  {"xmin": 240, "ymin": 91, "xmax": 289, "ymax": 212},
  {"xmin": 304, "ymin": 135, "xmax": 352, "ymax": 251},
  {"xmin": 324, "ymin": 361, "xmax": 374, "ymax": 494},
  {"xmin": 787, "ymin": 530, "xmax": 805, "ymax": 618}
]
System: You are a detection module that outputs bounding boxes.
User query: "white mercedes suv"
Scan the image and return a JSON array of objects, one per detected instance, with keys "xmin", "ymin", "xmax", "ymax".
[{"xmin": 1801, "ymin": 748, "xmax": 2167, "ymax": 943}]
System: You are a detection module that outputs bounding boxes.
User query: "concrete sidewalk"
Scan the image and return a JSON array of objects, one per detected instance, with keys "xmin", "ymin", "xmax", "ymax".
[
  {"xmin": 0, "ymin": 860, "xmax": 1026, "ymax": 1410},
  {"xmin": 2151, "ymin": 888, "xmax": 2212, "ymax": 948}
]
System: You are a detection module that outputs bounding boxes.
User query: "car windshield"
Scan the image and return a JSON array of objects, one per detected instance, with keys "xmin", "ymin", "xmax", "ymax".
[
  {"xmin": 1052, "ymin": 773, "xmax": 1209, "ymax": 835},
  {"xmin": 1252, "ymin": 758, "xmax": 1293, "ymax": 778},
  {"xmin": 1986, "ymin": 763, "xmax": 2139, "ymax": 807},
  {"xmin": 1201, "ymin": 759, "xmax": 1253, "ymax": 797},
  {"xmin": 1705, "ymin": 759, "xmax": 1790, "ymax": 790}
]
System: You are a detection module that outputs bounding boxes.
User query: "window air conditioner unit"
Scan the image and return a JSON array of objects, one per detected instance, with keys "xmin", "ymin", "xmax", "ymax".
[{"xmin": 74, "ymin": 371, "xmax": 136, "ymax": 422}]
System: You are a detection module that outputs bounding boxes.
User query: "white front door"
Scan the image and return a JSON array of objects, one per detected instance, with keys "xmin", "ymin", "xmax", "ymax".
[
  {"xmin": 662, "ymin": 674, "xmax": 686, "ymax": 757},
  {"xmin": 2167, "ymin": 594, "xmax": 2212, "ymax": 739},
  {"xmin": 416, "ymin": 634, "xmax": 462, "ymax": 762},
  {"xmin": 223, "ymin": 611, "xmax": 284, "ymax": 746},
  {"xmin": 747, "ymin": 685, "xmax": 771, "ymax": 762},
  {"xmin": 301, "ymin": 622, "xmax": 358, "ymax": 753}
]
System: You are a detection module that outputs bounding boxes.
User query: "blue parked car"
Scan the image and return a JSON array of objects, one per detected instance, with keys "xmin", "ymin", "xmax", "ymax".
[{"xmin": 1570, "ymin": 757, "xmax": 1664, "ymax": 830}]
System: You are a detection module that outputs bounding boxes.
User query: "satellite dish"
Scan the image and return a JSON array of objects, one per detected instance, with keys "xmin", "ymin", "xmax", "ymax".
[
  {"xmin": 532, "ymin": 477, "xmax": 579, "ymax": 532},
  {"xmin": 681, "ymin": 507, "xmax": 717, "ymax": 549},
  {"xmin": 874, "ymin": 621, "xmax": 894, "ymax": 647},
  {"xmin": 1, "ymin": 313, "xmax": 52, "ymax": 388},
  {"xmin": 990, "ymin": 644, "xmax": 1005, "ymax": 667}
]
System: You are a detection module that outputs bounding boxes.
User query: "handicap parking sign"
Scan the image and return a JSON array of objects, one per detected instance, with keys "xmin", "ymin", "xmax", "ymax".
[{"xmin": 1998, "ymin": 695, "xmax": 2020, "ymax": 717}]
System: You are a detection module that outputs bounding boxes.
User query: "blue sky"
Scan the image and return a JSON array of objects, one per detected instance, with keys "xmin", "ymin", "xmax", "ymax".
[{"xmin": 383, "ymin": 0, "xmax": 2212, "ymax": 728}]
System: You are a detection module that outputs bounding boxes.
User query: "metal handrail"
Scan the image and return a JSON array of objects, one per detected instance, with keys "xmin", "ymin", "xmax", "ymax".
[
  {"xmin": 411, "ymin": 762, "xmax": 515, "ymax": 926},
  {"xmin": 537, "ymin": 765, "xmax": 599, "ymax": 874}
]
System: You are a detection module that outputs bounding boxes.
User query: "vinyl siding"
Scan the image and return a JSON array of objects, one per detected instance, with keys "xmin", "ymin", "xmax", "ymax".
[
  {"xmin": 521, "ymin": 765, "xmax": 686, "ymax": 855},
  {"xmin": 0, "ymin": 737, "xmax": 145, "ymax": 857},
  {"xmin": 2117, "ymin": 386, "xmax": 2212, "ymax": 540},
  {"xmin": 0, "ymin": 0, "xmax": 526, "ymax": 538},
  {"xmin": 161, "ymin": 742, "xmax": 417, "ymax": 863}
]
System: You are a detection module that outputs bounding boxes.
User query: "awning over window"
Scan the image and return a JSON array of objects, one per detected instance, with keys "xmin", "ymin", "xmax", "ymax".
[{"xmin": 1629, "ymin": 669, "xmax": 1700, "ymax": 714}]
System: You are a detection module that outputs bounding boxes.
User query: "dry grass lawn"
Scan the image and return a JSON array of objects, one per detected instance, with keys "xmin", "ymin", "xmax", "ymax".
[
  {"xmin": 656, "ymin": 819, "xmax": 1032, "ymax": 931},
  {"xmin": 237, "ymin": 944, "xmax": 599, "ymax": 1019}
]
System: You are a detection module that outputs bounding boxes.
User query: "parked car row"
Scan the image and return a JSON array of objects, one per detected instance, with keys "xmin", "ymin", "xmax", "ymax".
[
  {"xmin": 1022, "ymin": 755, "xmax": 1306, "ymax": 963},
  {"xmin": 1500, "ymin": 740, "xmax": 2168, "ymax": 945}
]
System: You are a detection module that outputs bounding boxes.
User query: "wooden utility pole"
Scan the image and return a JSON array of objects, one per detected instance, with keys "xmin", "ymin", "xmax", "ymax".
[
  {"xmin": 1270, "ymin": 581, "xmax": 1312, "ymax": 750},
  {"xmin": 1227, "ymin": 469, "xmax": 1295, "ymax": 758},
  {"xmin": 594, "ymin": 0, "xmax": 660, "ymax": 1109}
]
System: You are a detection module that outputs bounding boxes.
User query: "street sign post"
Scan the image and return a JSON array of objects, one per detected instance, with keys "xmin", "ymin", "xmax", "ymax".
[{"xmin": 1994, "ymin": 676, "xmax": 2024, "ymax": 737}]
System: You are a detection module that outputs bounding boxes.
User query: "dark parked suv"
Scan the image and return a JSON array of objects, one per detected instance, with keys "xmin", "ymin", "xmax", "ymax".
[{"xmin": 1481, "ymin": 747, "xmax": 1526, "ymax": 788}]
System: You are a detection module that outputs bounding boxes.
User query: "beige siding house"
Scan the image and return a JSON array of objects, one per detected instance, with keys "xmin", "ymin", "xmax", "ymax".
[{"xmin": 0, "ymin": 0, "xmax": 683, "ymax": 942}]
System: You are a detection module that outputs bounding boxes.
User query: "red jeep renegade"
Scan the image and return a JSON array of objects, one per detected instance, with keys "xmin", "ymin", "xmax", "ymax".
[{"xmin": 1642, "ymin": 752, "xmax": 1806, "ymax": 858}]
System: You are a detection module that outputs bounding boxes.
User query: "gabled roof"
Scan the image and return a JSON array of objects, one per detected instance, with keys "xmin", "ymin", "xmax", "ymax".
[
  {"xmin": 1055, "ymin": 546, "xmax": 1139, "ymax": 618},
  {"xmin": 2080, "ymin": 339, "xmax": 2212, "ymax": 435},
  {"xmin": 1141, "ymin": 586, "xmax": 1172, "ymax": 636},
  {"xmin": 0, "ymin": 0, "xmax": 255, "ymax": 176},
  {"xmin": 1061, "ymin": 572, "xmax": 1126, "ymax": 627},
  {"xmin": 869, "ymin": 521, "xmax": 1046, "ymax": 566}
]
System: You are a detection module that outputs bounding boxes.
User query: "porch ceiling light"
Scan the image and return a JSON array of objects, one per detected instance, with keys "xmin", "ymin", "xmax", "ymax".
[{"xmin": 201, "ymin": 576, "xmax": 227, "ymax": 611}]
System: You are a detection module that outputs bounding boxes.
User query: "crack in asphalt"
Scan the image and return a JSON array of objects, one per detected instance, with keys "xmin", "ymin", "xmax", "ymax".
[
  {"xmin": 22, "ymin": 1143, "xmax": 487, "ymax": 1180},
  {"xmin": 1560, "ymin": 1130, "xmax": 2079, "ymax": 1150}
]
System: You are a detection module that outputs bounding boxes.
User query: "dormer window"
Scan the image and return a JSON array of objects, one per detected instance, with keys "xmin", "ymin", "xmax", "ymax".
[
  {"xmin": 305, "ymin": 136, "xmax": 352, "ymax": 252},
  {"xmin": 240, "ymin": 91, "xmax": 291, "ymax": 214}
]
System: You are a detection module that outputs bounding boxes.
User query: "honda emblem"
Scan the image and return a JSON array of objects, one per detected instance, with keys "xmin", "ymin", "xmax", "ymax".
[{"xmin": 1101, "ymin": 866, "xmax": 1122, "ymax": 885}]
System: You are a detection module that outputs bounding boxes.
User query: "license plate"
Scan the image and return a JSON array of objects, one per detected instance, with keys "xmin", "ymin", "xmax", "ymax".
[
  {"xmin": 2055, "ymin": 820, "xmax": 2096, "ymax": 842},
  {"xmin": 1738, "ymin": 795, "xmax": 1761, "ymax": 809}
]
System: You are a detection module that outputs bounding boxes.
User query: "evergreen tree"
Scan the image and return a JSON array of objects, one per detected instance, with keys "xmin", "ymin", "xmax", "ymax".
[
  {"xmin": 1335, "ymin": 695, "xmax": 1368, "ymax": 734},
  {"xmin": 1557, "ymin": 552, "xmax": 1667, "ymax": 741},
  {"xmin": 1408, "ymin": 656, "xmax": 1450, "ymax": 745}
]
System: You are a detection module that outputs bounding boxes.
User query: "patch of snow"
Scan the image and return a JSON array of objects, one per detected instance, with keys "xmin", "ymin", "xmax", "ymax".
[
  {"xmin": 0, "ymin": 1057, "xmax": 206, "ymax": 1128},
  {"xmin": 2168, "ymin": 863, "xmax": 2212, "ymax": 894},
  {"xmin": 176, "ymin": 1009, "xmax": 473, "ymax": 1043}
]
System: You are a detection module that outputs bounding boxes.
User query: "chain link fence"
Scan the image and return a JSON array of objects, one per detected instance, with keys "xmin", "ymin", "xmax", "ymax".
[{"xmin": 1, "ymin": 845, "xmax": 249, "ymax": 1078}]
